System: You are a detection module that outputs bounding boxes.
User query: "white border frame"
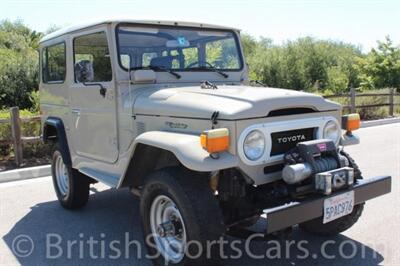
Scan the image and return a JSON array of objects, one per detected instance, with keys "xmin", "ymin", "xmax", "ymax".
[{"xmin": 238, "ymin": 116, "xmax": 340, "ymax": 166}]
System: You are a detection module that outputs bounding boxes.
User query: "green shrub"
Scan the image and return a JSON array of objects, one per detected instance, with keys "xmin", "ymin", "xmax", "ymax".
[
  {"xmin": 29, "ymin": 90, "xmax": 40, "ymax": 112},
  {"xmin": 0, "ymin": 20, "xmax": 40, "ymax": 110}
]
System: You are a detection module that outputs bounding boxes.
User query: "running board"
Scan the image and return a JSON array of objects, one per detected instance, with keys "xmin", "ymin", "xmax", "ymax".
[{"xmin": 79, "ymin": 167, "xmax": 120, "ymax": 187}]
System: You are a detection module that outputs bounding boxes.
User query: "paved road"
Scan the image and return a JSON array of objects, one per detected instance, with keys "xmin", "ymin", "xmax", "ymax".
[{"xmin": 1, "ymin": 123, "xmax": 399, "ymax": 265}]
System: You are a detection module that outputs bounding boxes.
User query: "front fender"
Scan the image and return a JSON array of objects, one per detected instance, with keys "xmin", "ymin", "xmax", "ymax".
[
  {"xmin": 43, "ymin": 117, "xmax": 72, "ymax": 166},
  {"xmin": 133, "ymin": 131, "xmax": 238, "ymax": 172}
]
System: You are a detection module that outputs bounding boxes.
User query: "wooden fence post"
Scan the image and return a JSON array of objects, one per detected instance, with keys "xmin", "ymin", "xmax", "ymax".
[
  {"xmin": 10, "ymin": 107, "xmax": 23, "ymax": 167},
  {"xmin": 350, "ymin": 87, "xmax": 356, "ymax": 113},
  {"xmin": 389, "ymin": 88, "xmax": 394, "ymax": 116}
]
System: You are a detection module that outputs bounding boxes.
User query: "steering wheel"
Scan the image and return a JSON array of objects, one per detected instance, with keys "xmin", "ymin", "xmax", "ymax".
[{"xmin": 186, "ymin": 61, "xmax": 214, "ymax": 69}]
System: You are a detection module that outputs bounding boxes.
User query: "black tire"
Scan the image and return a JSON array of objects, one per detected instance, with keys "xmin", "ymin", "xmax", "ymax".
[
  {"xmin": 51, "ymin": 143, "xmax": 90, "ymax": 209},
  {"xmin": 140, "ymin": 168, "xmax": 225, "ymax": 265},
  {"xmin": 299, "ymin": 151, "xmax": 365, "ymax": 236}
]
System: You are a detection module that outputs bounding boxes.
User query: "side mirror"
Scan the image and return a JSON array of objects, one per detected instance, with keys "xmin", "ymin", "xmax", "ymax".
[
  {"xmin": 75, "ymin": 60, "xmax": 94, "ymax": 83},
  {"xmin": 130, "ymin": 69, "xmax": 156, "ymax": 84},
  {"xmin": 74, "ymin": 60, "xmax": 107, "ymax": 98},
  {"xmin": 80, "ymin": 70, "xmax": 88, "ymax": 82}
]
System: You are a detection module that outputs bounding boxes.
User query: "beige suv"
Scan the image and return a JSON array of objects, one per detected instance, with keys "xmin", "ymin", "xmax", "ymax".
[{"xmin": 40, "ymin": 20, "xmax": 391, "ymax": 265}]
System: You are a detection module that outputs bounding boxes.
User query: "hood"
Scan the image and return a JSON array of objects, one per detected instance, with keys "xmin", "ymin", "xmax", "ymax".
[{"xmin": 134, "ymin": 85, "xmax": 340, "ymax": 120}]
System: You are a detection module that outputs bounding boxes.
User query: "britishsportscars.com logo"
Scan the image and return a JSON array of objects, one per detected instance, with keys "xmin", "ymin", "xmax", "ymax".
[{"xmin": 9, "ymin": 232, "xmax": 388, "ymax": 262}]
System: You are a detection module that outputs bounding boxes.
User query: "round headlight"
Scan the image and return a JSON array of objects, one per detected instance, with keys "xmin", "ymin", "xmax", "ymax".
[
  {"xmin": 243, "ymin": 130, "xmax": 265, "ymax": 161},
  {"xmin": 323, "ymin": 120, "xmax": 340, "ymax": 145}
]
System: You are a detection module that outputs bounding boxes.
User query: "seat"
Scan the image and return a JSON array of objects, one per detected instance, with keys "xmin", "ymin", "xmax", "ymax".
[
  {"xmin": 150, "ymin": 56, "xmax": 173, "ymax": 69},
  {"xmin": 92, "ymin": 56, "xmax": 112, "ymax": 81}
]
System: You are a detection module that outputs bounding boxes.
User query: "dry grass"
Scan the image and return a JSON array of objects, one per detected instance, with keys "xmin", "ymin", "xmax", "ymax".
[{"xmin": 325, "ymin": 88, "xmax": 399, "ymax": 120}]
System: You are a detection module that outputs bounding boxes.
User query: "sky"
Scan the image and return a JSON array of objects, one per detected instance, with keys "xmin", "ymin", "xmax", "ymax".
[{"xmin": 1, "ymin": 0, "xmax": 399, "ymax": 51}]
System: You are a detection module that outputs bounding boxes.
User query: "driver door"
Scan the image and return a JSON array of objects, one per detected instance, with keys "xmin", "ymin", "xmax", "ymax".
[{"xmin": 69, "ymin": 29, "xmax": 118, "ymax": 163}]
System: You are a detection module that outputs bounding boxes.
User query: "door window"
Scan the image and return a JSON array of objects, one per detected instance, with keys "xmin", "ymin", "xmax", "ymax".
[{"xmin": 73, "ymin": 32, "xmax": 112, "ymax": 82}]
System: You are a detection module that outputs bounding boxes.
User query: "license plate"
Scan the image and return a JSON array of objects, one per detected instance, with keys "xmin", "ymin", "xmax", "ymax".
[{"xmin": 323, "ymin": 191, "xmax": 354, "ymax": 224}]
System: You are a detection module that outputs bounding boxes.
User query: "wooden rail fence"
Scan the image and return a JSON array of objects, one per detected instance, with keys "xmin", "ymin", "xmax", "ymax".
[
  {"xmin": 0, "ymin": 89, "xmax": 398, "ymax": 167},
  {"xmin": 0, "ymin": 107, "xmax": 41, "ymax": 166},
  {"xmin": 324, "ymin": 88, "xmax": 399, "ymax": 115}
]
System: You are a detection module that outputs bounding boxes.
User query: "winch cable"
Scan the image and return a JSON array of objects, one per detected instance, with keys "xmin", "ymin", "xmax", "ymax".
[{"xmin": 313, "ymin": 157, "xmax": 338, "ymax": 173}]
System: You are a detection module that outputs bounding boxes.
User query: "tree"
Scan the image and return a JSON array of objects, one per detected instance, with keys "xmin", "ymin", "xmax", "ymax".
[
  {"xmin": 241, "ymin": 35, "xmax": 362, "ymax": 93},
  {"xmin": 357, "ymin": 36, "xmax": 400, "ymax": 90},
  {"xmin": 326, "ymin": 66, "xmax": 350, "ymax": 94},
  {"xmin": 0, "ymin": 20, "xmax": 40, "ymax": 109}
]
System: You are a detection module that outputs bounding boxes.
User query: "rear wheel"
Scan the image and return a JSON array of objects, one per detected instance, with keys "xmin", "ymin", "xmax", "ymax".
[
  {"xmin": 51, "ymin": 144, "xmax": 90, "ymax": 209},
  {"xmin": 299, "ymin": 151, "xmax": 364, "ymax": 236},
  {"xmin": 140, "ymin": 168, "xmax": 225, "ymax": 265}
]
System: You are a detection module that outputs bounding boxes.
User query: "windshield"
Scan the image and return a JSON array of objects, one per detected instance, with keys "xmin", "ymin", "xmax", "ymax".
[{"xmin": 116, "ymin": 25, "xmax": 243, "ymax": 71}]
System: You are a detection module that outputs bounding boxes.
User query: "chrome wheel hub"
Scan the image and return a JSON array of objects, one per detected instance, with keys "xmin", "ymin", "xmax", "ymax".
[
  {"xmin": 55, "ymin": 154, "xmax": 69, "ymax": 196},
  {"xmin": 150, "ymin": 195, "xmax": 187, "ymax": 264}
]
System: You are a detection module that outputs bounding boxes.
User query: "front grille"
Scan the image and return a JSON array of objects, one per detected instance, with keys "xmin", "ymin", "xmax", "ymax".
[
  {"xmin": 267, "ymin": 108, "xmax": 316, "ymax": 117},
  {"xmin": 270, "ymin": 127, "xmax": 316, "ymax": 156}
]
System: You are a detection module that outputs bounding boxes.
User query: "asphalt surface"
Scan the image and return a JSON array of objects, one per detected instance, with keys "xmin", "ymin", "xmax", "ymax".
[{"xmin": 0, "ymin": 123, "xmax": 399, "ymax": 265}]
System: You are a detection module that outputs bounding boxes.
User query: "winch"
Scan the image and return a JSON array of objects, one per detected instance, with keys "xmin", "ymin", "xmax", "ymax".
[{"xmin": 282, "ymin": 139, "xmax": 353, "ymax": 194}]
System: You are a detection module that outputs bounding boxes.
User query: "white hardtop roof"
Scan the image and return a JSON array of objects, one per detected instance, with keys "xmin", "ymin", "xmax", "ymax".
[{"xmin": 40, "ymin": 19, "xmax": 240, "ymax": 43}]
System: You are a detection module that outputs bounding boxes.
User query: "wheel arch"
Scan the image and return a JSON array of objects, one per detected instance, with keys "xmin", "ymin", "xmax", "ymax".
[
  {"xmin": 118, "ymin": 131, "xmax": 238, "ymax": 188},
  {"xmin": 43, "ymin": 117, "xmax": 72, "ymax": 166},
  {"xmin": 119, "ymin": 144, "xmax": 181, "ymax": 188}
]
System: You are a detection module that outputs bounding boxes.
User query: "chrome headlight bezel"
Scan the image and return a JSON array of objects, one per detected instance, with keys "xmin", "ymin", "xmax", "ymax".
[
  {"xmin": 323, "ymin": 119, "xmax": 341, "ymax": 145},
  {"xmin": 243, "ymin": 130, "xmax": 266, "ymax": 161}
]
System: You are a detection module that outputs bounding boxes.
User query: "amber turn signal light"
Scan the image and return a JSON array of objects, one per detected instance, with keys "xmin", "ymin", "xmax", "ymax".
[
  {"xmin": 200, "ymin": 128, "xmax": 229, "ymax": 154},
  {"xmin": 342, "ymin": 113, "xmax": 360, "ymax": 132}
]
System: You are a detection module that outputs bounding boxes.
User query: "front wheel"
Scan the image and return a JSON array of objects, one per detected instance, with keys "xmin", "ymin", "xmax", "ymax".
[
  {"xmin": 51, "ymin": 144, "xmax": 90, "ymax": 209},
  {"xmin": 140, "ymin": 168, "xmax": 225, "ymax": 265}
]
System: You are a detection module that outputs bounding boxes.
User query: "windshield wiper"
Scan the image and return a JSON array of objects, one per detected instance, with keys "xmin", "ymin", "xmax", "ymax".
[
  {"xmin": 129, "ymin": 66, "xmax": 181, "ymax": 79},
  {"xmin": 189, "ymin": 66, "xmax": 229, "ymax": 78},
  {"xmin": 149, "ymin": 66, "xmax": 181, "ymax": 79}
]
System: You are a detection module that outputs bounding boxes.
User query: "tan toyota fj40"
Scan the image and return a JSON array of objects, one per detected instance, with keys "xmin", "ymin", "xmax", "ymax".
[{"xmin": 39, "ymin": 20, "xmax": 391, "ymax": 265}]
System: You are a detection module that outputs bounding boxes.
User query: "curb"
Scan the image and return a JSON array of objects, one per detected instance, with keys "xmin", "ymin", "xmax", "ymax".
[
  {"xmin": 361, "ymin": 117, "xmax": 400, "ymax": 128},
  {"xmin": 0, "ymin": 165, "xmax": 51, "ymax": 184}
]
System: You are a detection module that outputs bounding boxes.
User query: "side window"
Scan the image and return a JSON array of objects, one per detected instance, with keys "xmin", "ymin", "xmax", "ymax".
[
  {"xmin": 205, "ymin": 38, "xmax": 240, "ymax": 69},
  {"xmin": 183, "ymin": 47, "xmax": 198, "ymax": 67},
  {"xmin": 170, "ymin": 50, "xmax": 180, "ymax": 68},
  {"xmin": 142, "ymin": 52, "xmax": 157, "ymax": 67},
  {"xmin": 74, "ymin": 32, "xmax": 112, "ymax": 82},
  {"xmin": 42, "ymin": 43, "xmax": 66, "ymax": 83},
  {"xmin": 121, "ymin": 54, "xmax": 131, "ymax": 69}
]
